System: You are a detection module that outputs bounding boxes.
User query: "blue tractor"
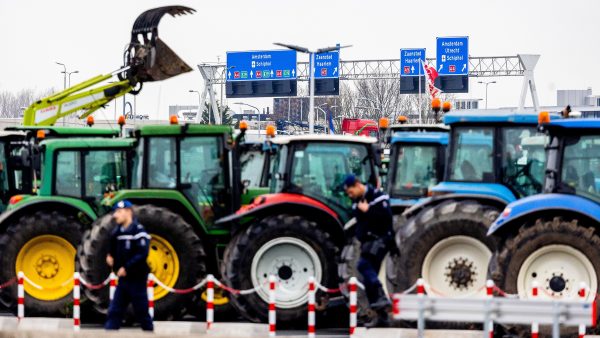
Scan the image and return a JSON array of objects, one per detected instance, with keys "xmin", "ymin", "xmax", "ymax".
[
  {"xmin": 488, "ymin": 117, "xmax": 600, "ymax": 333},
  {"xmin": 387, "ymin": 110, "xmax": 556, "ymax": 299}
]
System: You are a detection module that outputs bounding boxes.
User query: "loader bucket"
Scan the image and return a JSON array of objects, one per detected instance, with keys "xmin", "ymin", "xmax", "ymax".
[{"xmin": 126, "ymin": 6, "xmax": 195, "ymax": 83}]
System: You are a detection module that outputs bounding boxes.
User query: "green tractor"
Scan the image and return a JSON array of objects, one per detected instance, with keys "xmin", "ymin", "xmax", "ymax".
[
  {"xmin": 1, "ymin": 122, "xmax": 266, "ymax": 318},
  {"xmin": 0, "ymin": 126, "xmax": 120, "ymax": 213}
]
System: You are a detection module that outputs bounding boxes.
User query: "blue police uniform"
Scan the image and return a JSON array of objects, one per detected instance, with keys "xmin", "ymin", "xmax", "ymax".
[{"xmin": 105, "ymin": 202, "xmax": 153, "ymax": 331}]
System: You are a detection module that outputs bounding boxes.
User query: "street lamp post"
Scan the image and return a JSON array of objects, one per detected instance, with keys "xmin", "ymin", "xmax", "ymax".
[
  {"xmin": 55, "ymin": 62, "xmax": 67, "ymax": 90},
  {"xmin": 274, "ymin": 43, "xmax": 351, "ymax": 133},
  {"xmin": 478, "ymin": 81, "xmax": 497, "ymax": 109},
  {"xmin": 234, "ymin": 102, "xmax": 261, "ymax": 133},
  {"xmin": 67, "ymin": 70, "xmax": 79, "ymax": 87},
  {"xmin": 189, "ymin": 90, "xmax": 202, "ymax": 123}
]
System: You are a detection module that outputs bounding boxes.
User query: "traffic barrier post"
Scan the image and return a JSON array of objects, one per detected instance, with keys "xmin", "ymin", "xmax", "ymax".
[
  {"xmin": 17, "ymin": 271, "xmax": 24, "ymax": 322},
  {"xmin": 268, "ymin": 275, "xmax": 276, "ymax": 337},
  {"xmin": 485, "ymin": 280, "xmax": 494, "ymax": 338},
  {"xmin": 416, "ymin": 278, "xmax": 425, "ymax": 338},
  {"xmin": 147, "ymin": 276, "xmax": 154, "ymax": 319},
  {"xmin": 206, "ymin": 274, "xmax": 214, "ymax": 330},
  {"xmin": 308, "ymin": 276, "xmax": 316, "ymax": 338},
  {"xmin": 579, "ymin": 282, "xmax": 587, "ymax": 338},
  {"xmin": 349, "ymin": 277, "xmax": 357, "ymax": 337},
  {"xmin": 109, "ymin": 272, "xmax": 116, "ymax": 301},
  {"xmin": 73, "ymin": 272, "xmax": 81, "ymax": 331},
  {"xmin": 531, "ymin": 280, "xmax": 539, "ymax": 338}
]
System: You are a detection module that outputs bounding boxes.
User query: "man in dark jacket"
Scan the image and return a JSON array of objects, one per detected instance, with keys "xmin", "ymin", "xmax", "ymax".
[
  {"xmin": 105, "ymin": 200, "xmax": 153, "ymax": 331},
  {"xmin": 343, "ymin": 174, "xmax": 395, "ymax": 328}
]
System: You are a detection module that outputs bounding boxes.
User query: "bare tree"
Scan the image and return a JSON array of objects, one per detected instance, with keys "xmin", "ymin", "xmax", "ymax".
[{"xmin": 0, "ymin": 88, "xmax": 55, "ymax": 118}]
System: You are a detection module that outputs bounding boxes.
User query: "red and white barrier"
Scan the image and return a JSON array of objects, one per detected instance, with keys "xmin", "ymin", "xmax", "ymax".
[
  {"xmin": 17, "ymin": 271, "xmax": 24, "ymax": 322},
  {"xmin": 308, "ymin": 276, "xmax": 316, "ymax": 338},
  {"xmin": 268, "ymin": 275, "xmax": 276, "ymax": 337},
  {"xmin": 109, "ymin": 272, "xmax": 116, "ymax": 301},
  {"xmin": 147, "ymin": 276, "xmax": 154, "ymax": 319},
  {"xmin": 73, "ymin": 273, "xmax": 81, "ymax": 331},
  {"xmin": 486, "ymin": 280, "xmax": 494, "ymax": 338},
  {"xmin": 349, "ymin": 277, "xmax": 358, "ymax": 337},
  {"xmin": 579, "ymin": 282, "xmax": 587, "ymax": 338},
  {"xmin": 206, "ymin": 274, "xmax": 214, "ymax": 330},
  {"xmin": 531, "ymin": 280, "xmax": 539, "ymax": 338}
]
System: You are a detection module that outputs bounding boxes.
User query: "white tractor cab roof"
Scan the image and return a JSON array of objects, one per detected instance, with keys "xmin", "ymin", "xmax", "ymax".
[{"xmin": 270, "ymin": 134, "xmax": 377, "ymax": 145}]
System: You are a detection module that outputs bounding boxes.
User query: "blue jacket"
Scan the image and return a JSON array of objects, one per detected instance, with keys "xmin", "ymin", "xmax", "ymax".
[
  {"xmin": 109, "ymin": 219, "xmax": 151, "ymax": 281},
  {"xmin": 351, "ymin": 185, "xmax": 394, "ymax": 243}
]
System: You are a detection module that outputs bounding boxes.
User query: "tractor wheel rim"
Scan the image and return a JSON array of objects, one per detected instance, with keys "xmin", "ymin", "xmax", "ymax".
[
  {"xmin": 251, "ymin": 236, "xmax": 322, "ymax": 309},
  {"xmin": 147, "ymin": 234, "xmax": 179, "ymax": 301},
  {"xmin": 421, "ymin": 235, "xmax": 491, "ymax": 297},
  {"xmin": 517, "ymin": 244, "xmax": 598, "ymax": 300},
  {"xmin": 16, "ymin": 235, "xmax": 75, "ymax": 301}
]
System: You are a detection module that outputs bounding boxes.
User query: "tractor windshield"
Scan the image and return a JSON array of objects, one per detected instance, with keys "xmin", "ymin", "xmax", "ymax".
[
  {"xmin": 560, "ymin": 134, "xmax": 600, "ymax": 203},
  {"xmin": 391, "ymin": 144, "xmax": 439, "ymax": 198},
  {"xmin": 240, "ymin": 147, "xmax": 266, "ymax": 188},
  {"xmin": 449, "ymin": 126, "xmax": 494, "ymax": 182},
  {"xmin": 287, "ymin": 142, "xmax": 373, "ymax": 208},
  {"xmin": 501, "ymin": 127, "xmax": 546, "ymax": 198},
  {"xmin": 54, "ymin": 149, "xmax": 129, "ymax": 205}
]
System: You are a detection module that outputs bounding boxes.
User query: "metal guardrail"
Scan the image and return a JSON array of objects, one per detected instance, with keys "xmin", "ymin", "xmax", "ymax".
[{"xmin": 393, "ymin": 293, "xmax": 595, "ymax": 338}]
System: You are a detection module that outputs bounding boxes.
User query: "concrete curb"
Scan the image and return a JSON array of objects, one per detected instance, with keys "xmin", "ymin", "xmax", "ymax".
[{"xmin": 353, "ymin": 328, "xmax": 484, "ymax": 338}]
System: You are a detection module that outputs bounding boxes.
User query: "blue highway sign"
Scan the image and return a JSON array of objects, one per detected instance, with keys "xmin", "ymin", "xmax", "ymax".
[
  {"xmin": 436, "ymin": 36, "xmax": 469, "ymax": 75},
  {"xmin": 226, "ymin": 50, "xmax": 297, "ymax": 81},
  {"xmin": 400, "ymin": 48, "xmax": 426, "ymax": 77},
  {"xmin": 314, "ymin": 50, "xmax": 340, "ymax": 79}
]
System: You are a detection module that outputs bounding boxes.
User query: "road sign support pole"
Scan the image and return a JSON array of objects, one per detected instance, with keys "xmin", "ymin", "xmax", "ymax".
[
  {"xmin": 517, "ymin": 54, "xmax": 540, "ymax": 112},
  {"xmin": 309, "ymin": 52, "xmax": 316, "ymax": 133}
]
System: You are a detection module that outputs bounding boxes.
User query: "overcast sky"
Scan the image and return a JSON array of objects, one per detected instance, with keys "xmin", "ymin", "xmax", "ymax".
[{"xmin": 1, "ymin": 0, "xmax": 599, "ymax": 120}]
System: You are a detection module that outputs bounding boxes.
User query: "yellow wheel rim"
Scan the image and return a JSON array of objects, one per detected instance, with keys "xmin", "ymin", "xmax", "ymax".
[
  {"xmin": 15, "ymin": 235, "xmax": 76, "ymax": 301},
  {"xmin": 147, "ymin": 234, "xmax": 179, "ymax": 301},
  {"xmin": 201, "ymin": 288, "xmax": 230, "ymax": 306}
]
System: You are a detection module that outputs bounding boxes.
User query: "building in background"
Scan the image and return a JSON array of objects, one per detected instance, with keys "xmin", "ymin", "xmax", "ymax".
[
  {"xmin": 557, "ymin": 88, "xmax": 600, "ymax": 107},
  {"xmin": 453, "ymin": 98, "xmax": 482, "ymax": 110}
]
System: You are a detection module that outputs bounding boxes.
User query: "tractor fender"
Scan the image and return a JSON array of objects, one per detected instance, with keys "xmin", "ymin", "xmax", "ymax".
[
  {"xmin": 488, "ymin": 193, "xmax": 600, "ymax": 237},
  {"xmin": 401, "ymin": 193, "xmax": 508, "ymax": 224},
  {"xmin": 430, "ymin": 182, "xmax": 518, "ymax": 204},
  {"xmin": 216, "ymin": 193, "xmax": 344, "ymax": 243},
  {"xmin": 0, "ymin": 196, "xmax": 97, "ymax": 234}
]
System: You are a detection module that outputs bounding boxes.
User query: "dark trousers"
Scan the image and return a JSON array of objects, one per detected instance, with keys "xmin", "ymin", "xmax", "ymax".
[
  {"xmin": 105, "ymin": 278, "xmax": 153, "ymax": 331},
  {"xmin": 357, "ymin": 240, "xmax": 389, "ymax": 306}
]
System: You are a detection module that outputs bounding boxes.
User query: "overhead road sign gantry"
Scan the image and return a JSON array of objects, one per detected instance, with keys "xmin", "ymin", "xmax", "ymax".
[
  {"xmin": 436, "ymin": 36, "xmax": 469, "ymax": 93},
  {"xmin": 400, "ymin": 48, "xmax": 426, "ymax": 94},
  {"xmin": 226, "ymin": 50, "xmax": 297, "ymax": 98}
]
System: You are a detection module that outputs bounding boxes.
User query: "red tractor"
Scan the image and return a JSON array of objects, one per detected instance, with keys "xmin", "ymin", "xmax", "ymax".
[{"xmin": 217, "ymin": 134, "xmax": 381, "ymax": 323}]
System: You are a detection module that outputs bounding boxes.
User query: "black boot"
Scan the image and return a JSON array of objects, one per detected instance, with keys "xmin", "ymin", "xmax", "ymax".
[
  {"xmin": 364, "ymin": 308, "xmax": 390, "ymax": 328},
  {"xmin": 370, "ymin": 288, "xmax": 391, "ymax": 311}
]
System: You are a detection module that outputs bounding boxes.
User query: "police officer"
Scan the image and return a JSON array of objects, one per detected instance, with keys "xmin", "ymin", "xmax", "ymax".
[
  {"xmin": 343, "ymin": 174, "xmax": 395, "ymax": 328},
  {"xmin": 105, "ymin": 200, "xmax": 153, "ymax": 331}
]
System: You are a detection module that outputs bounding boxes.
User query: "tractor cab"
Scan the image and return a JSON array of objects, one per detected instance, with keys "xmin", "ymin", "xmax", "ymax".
[
  {"xmin": 268, "ymin": 134, "xmax": 379, "ymax": 221},
  {"xmin": 431, "ymin": 109, "xmax": 559, "ymax": 202},
  {"xmin": 387, "ymin": 130, "xmax": 448, "ymax": 213}
]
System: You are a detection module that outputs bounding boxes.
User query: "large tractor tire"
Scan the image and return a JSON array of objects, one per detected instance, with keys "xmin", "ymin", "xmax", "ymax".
[
  {"xmin": 391, "ymin": 200, "xmax": 499, "ymax": 298},
  {"xmin": 492, "ymin": 217, "xmax": 600, "ymax": 336},
  {"xmin": 0, "ymin": 211, "xmax": 81, "ymax": 316},
  {"xmin": 78, "ymin": 205, "xmax": 206, "ymax": 320},
  {"xmin": 222, "ymin": 214, "xmax": 338, "ymax": 325}
]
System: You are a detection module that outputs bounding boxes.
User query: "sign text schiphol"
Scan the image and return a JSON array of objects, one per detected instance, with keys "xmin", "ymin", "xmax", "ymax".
[
  {"xmin": 400, "ymin": 48, "xmax": 426, "ymax": 77},
  {"xmin": 436, "ymin": 36, "xmax": 469, "ymax": 75},
  {"xmin": 314, "ymin": 50, "xmax": 340, "ymax": 79},
  {"xmin": 226, "ymin": 50, "xmax": 297, "ymax": 81}
]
